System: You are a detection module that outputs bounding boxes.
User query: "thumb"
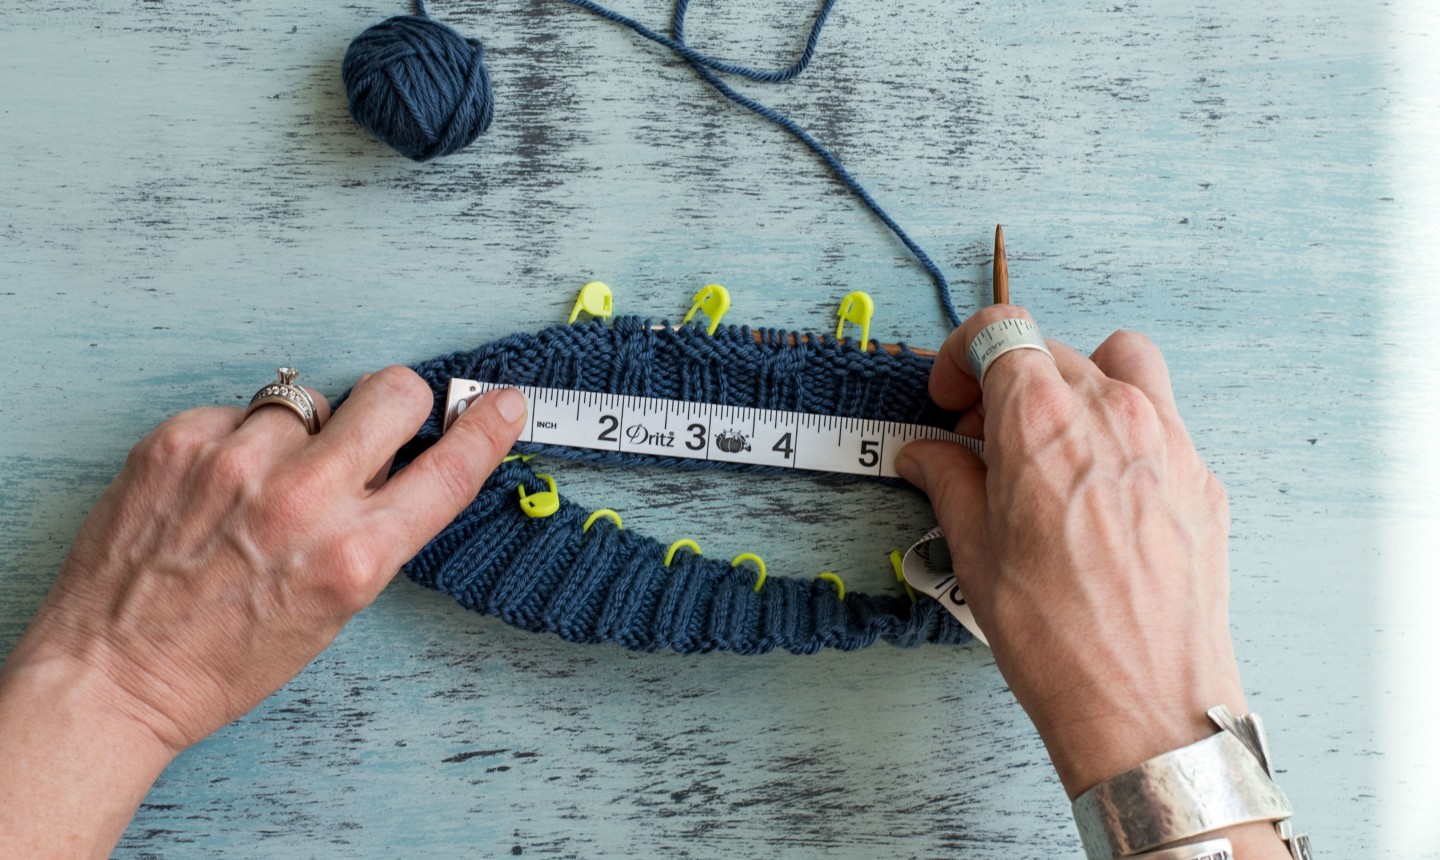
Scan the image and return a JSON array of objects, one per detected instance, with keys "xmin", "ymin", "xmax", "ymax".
[
  {"xmin": 895, "ymin": 439, "xmax": 987, "ymax": 521},
  {"xmin": 894, "ymin": 438, "xmax": 990, "ymax": 579}
]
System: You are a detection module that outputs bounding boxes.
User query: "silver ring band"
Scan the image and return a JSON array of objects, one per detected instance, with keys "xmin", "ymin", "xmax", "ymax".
[
  {"xmin": 244, "ymin": 367, "xmax": 320, "ymax": 435},
  {"xmin": 966, "ymin": 318, "xmax": 1055, "ymax": 388}
]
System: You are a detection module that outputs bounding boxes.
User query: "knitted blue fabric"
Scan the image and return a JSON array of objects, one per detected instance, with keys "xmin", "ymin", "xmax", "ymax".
[{"xmin": 388, "ymin": 317, "xmax": 972, "ymax": 655}]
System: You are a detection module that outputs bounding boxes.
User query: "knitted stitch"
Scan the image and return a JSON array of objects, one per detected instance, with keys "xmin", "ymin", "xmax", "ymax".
[{"xmin": 387, "ymin": 317, "xmax": 972, "ymax": 655}]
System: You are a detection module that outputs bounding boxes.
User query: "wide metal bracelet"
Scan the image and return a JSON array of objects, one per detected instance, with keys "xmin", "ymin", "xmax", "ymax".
[
  {"xmin": 1128, "ymin": 837, "xmax": 1233, "ymax": 860},
  {"xmin": 1071, "ymin": 706, "xmax": 1311, "ymax": 858}
]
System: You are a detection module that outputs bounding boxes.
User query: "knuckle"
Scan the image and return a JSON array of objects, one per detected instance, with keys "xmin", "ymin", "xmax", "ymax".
[
  {"xmin": 977, "ymin": 304, "xmax": 1034, "ymax": 326},
  {"xmin": 1100, "ymin": 382, "xmax": 1161, "ymax": 449},
  {"xmin": 1203, "ymin": 471, "xmax": 1230, "ymax": 515},
  {"xmin": 1103, "ymin": 382, "xmax": 1156, "ymax": 425},
  {"xmin": 252, "ymin": 471, "xmax": 324, "ymax": 532},
  {"xmin": 128, "ymin": 418, "xmax": 207, "ymax": 469},
  {"xmin": 202, "ymin": 442, "xmax": 265, "ymax": 495},
  {"xmin": 313, "ymin": 540, "xmax": 379, "ymax": 613},
  {"xmin": 998, "ymin": 380, "xmax": 1081, "ymax": 455},
  {"xmin": 369, "ymin": 365, "xmax": 434, "ymax": 416},
  {"xmin": 425, "ymin": 445, "xmax": 484, "ymax": 504},
  {"xmin": 1022, "ymin": 380, "xmax": 1080, "ymax": 433},
  {"xmin": 1105, "ymin": 329, "xmax": 1156, "ymax": 356}
]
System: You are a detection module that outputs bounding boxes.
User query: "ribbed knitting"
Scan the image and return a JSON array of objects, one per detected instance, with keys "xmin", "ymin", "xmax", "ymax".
[{"xmin": 392, "ymin": 317, "xmax": 972, "ymax": 654}]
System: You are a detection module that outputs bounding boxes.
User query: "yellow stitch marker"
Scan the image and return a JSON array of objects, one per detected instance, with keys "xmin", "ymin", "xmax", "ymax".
[
  {"xmin": 835, "ymin": 291, "xmax": 874, "ymax": 350},
  {"xmin": 731, "ymin": 552, "xmax": 768, "ymax": 592},
  {"xmin": 583, "ymin": 509, "xmax": 623, "ymax": 533},
  {"xmin": 568, "ymin": 281, "xmax": 614, "ymax": 325},
  {"xmin": 888, "ymin": 549, "xmax": 917, "ymax": 603},
  {"xmin": 818, "ymin": 572, "xmax": 846, "ymax": 601},
  {"xmin": 679, "ymin": 284, "xmax": 730, "ymax": 335},
  {"xmin": 517, "ymin": 474, "xmax": 560, "ymax": 518},
  {"xmin": 501, "ymin": 453, "xmax": 536, "ymax": 464},
  {"xmin": 664, "ymin": 538, "xmax": 702, "ymax": 567}
]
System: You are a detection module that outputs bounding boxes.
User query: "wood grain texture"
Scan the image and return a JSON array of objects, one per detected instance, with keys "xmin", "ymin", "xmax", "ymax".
[{"xmin": 3, "ymin": 0, "xmax": 1437, "ymax": 856}]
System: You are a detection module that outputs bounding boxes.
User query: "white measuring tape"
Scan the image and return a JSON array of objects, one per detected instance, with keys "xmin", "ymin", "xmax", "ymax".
[{"xmin": 445, "ymin": 380, "xmax": 983, "ymax": 478}]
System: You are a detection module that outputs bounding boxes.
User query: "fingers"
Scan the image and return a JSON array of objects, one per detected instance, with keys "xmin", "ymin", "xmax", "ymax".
[
  {"xmin": 895, "ymin": 439, "xmax": 987, "ymax": 532},
  {"xmin": 1045, "ymin": 339, "xmax": 1106, "ymax": 390},
  {"xmin": 1088, "ymin": 331, "xmax": 1180, "ymax": 420},
  {"xmin": 304, "ymin": 367, "xmax": 434, "ymax": 486},
  {"xmin": 931, "ymin": 305, "xmax": 1075, "ymax": 415},
  {"xmin": 893, "ymin": 438, "xmax": 991, "ymax": 594},
  {"xmin": 123, "ymin": 405, "xmax": 248, "ymax": 475},
  {"xmin": 366, "ymin": 387, "xmax": 527, "ymax": 570}
]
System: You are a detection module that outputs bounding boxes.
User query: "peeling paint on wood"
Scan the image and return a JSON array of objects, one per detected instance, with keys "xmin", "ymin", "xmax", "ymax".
[{"xmin": 2, "ymin": 0, "xmax": 1433, "ymax": 856}]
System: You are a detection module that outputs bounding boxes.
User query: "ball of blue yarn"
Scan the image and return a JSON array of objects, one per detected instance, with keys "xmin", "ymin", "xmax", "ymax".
[{"xmin": 341, "ymin": 8, "xmax": 494, "ymax": 162}]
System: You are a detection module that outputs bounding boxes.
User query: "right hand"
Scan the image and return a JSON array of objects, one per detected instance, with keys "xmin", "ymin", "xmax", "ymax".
[{"xmin": 895, "ymin": 307, "xmax": 1285, "ymax": 855}]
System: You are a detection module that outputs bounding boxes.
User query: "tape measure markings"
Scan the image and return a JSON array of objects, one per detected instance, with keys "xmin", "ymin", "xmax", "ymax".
[{"xmin": 445, "ymin": 380, "xmax": 983, "ymax": 478}]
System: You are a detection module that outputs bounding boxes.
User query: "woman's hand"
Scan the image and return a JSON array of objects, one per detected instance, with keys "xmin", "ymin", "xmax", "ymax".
[
  {"xmin": 896, "ymin": 306, "xmax": 1288, "ymax": 858},
  {"xmin": 0, "ymin": 367, "xmax": 526, "ymax": 858}
]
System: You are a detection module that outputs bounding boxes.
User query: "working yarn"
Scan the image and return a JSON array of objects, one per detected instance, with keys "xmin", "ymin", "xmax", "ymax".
[
  {"xmin": 342, "ymin": 0, "xmax": 493, "ymax": 162},
  {"xmin": 342, "ymin": 0, "xmax": 962, "ymax": 329},
  {"xmin": 384, "ymin": 317, "xmax": 972, "ymax": 655}
]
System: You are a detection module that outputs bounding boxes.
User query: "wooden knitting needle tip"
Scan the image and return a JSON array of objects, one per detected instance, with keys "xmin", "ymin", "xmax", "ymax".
[{"xmin": 993, "ymin": 223, "xmax": 1009, "ymax": 305}]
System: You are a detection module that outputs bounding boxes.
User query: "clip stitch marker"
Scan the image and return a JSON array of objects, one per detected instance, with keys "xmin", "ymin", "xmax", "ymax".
[
  {"xmin": 889, "ymin": 549, "xmax": 917, "ymax": 603},
  {"xmin": 731, "ymin": 552, "xmax": 768, "ymax": 592},
  {"xmin": 665, "ymin": 538, "xmax": 702, "ymax": 567},
  {"xmin": 568, "ymin": 281, "xmax": 614, "ymax": 325},
  {"xmin": 679, "ymin": 284, "xmax": 730, "ymax": 335},
  {"xmin": 518, "ymin": 474, "xmax": 561, "ymax": 518},
  {"xmin": 835, "ymin": 291, "xmax": 874, "ymax": 350},
  {"xmin": 817, "ymin": 572, "xmax": 846, "ymax": 600},
  {"xmin": 583, "ymin": 509, "xmax": 623, "ymax": 533}
]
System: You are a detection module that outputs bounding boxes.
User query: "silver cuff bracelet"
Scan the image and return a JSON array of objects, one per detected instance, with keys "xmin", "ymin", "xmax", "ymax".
[
  {"xmin": 1128, "ymin": 837, "xmax": 1233, "ymax": 860},
  {"xmin": 1071, "ymin": 706, "xmax": 1312, "ymax": 859}
]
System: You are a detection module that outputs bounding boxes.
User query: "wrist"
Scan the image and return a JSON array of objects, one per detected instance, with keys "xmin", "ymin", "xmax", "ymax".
[
  {"xmin": 1040, "ymin": 699, "xmax": 1245, "ymax": 800},
  {"xmin": 0, "ymin": 642, "xmax": 178, "ymax": 858},
  {"xmin": 1064, "ymin": 705, "xmax": 1303, "ymax": 860}
]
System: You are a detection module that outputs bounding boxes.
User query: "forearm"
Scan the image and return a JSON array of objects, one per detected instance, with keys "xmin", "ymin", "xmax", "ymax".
[{"xmin": 0, "ymin": 641, "xmax": 177, "ymax": 859}]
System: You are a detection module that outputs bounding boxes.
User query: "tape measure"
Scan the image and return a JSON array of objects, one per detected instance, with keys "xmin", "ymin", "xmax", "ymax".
[{"xmin": 445, "ymin": 380, "xmax": 984, "ymax": 479}]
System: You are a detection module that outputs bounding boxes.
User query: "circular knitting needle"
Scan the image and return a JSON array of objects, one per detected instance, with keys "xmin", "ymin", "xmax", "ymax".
[
  {"xmin": 993, "ymin": 224, "xmax": 1009, "ymax": 305},
  {"xmin": 735, "ymin": 329, "xmax": 936, "ymax": 358}
]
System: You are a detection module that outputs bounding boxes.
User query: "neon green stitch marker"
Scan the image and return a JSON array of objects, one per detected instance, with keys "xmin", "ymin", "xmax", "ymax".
[
  {"xmin": 568, "ymin": 281, "xmax": 614, "ymax": 325},
  {"xmin": 517, "ymin": 474, "xmax": 561, "ymax": 518},
  {"xmin": 835, "ymin": 291, "xmax": 874, "ymax": 350},
  {"xmin": 583, "ymin": 509, "xmax": 623, "ymax": 533},
  {"xmin": 679, "ymin": 284, "xmax": 730, "ymax": 335},
  {"xmin": 664, "ymin": 538, "xmax": 702, "ymax": 567},
  {"xmin": 888, "ymin": 549, "xmax": 917, "ymax": 603},
  {"xmin": 731, "ymin": 553, "xmax": 767, "ymax": 592}
]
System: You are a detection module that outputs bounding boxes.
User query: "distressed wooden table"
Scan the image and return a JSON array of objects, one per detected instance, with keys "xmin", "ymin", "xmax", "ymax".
[{"xmin": 3, "ymin": 0, "xmax": 1437, "ymax": 857}]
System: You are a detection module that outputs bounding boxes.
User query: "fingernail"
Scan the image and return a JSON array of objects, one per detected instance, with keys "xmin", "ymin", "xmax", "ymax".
[
  {"xmin": 492, "ymin": 388, "xmax": 527, "ymax": 424},
  {"xmin": 893, "ymin": 450, "xmax": 922, "ymax": 488}
]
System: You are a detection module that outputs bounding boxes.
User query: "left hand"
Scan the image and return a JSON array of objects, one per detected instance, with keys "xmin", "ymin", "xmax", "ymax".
[{"xmin": 0, "ymin": 367, "xmax": 527, "ymax": 858}]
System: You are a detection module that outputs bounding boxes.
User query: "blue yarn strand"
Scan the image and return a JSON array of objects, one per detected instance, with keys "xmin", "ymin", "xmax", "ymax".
[
  {"xmin": 560, "ymin": 0, "xmax": 960, "ymax": 329},
  {"xmin": 562, "ymin": 0, "xmax": 834, "ymax": 84}
]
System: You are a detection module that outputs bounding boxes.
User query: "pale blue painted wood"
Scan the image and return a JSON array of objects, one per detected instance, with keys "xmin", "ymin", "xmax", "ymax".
[{"xmin": 2, "ymin": 0, "xmax": 1436, "ymax": 856}]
